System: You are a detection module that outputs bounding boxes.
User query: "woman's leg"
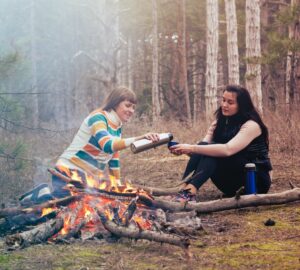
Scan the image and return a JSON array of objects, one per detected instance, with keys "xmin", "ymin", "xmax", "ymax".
[
  {"xmin": 211, "ymin": 156, "xmax": 272, "ymax": 196},
  {"xmin": 180, "ymin": 155, "xmax": 217, "ymax": 194}
]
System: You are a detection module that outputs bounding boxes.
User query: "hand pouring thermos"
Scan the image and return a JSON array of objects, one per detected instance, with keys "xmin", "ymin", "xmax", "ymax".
[{"xmin": 131, "ymin": 133, "xmax": 173, "ymax": 154}]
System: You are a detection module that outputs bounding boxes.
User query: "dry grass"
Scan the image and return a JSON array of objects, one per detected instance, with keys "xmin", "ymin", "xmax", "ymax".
[{"xmin": 0, "ymin": 113, "xmax": 299, "ymax": 270}]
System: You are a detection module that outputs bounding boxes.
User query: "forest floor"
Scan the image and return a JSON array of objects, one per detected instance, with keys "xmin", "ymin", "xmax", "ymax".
[{"xmin": 0, "ymin": 118, "xmax": 299, "ymax": 270}]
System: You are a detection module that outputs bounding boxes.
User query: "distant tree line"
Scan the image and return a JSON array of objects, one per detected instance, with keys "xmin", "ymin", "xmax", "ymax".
[{"xmin": 0, "ymin": 0, "xmax": 299, "ymax": 130}]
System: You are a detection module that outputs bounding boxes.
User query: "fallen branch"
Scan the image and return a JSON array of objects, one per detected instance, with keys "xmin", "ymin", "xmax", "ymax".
[
  {"xmin": 135, "ymin": 185, "xmax": 180, "ymax": 196},
  {"xmin": 5, "ymin": 218, "xmax": 64, "ymax": 249},
  {"xmin": 140, "ymin": 188, "xmax": 300, "ymax": 213},
  {"xmin": 97, "ymin": 211, "xmax": 190, "ymax": 249}
]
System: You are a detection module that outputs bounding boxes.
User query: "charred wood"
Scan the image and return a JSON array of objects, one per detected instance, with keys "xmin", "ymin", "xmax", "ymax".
[
  {"xmin": 0, "ymin": 195, "xmax": 80, "ymax": 218},
  {"xmin": 97, "ymin": 211, "xmax": 190, "ymax": 249},
  {"xmin": 54, "ymin": 219, "xmax": 86, "ymax": 243},
  {"xmin": 5, "ymin": 218, "xmax": 64, "ymax": 250},
  {"xmin": 0, "ymin": 211, "xmax": 57, "ymax": 237}
]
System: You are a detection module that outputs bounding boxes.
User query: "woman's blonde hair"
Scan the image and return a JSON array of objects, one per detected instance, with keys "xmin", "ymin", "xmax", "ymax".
[{"xmin": 101, "ymin": 86, "xmax": 137, "ymax": 111}]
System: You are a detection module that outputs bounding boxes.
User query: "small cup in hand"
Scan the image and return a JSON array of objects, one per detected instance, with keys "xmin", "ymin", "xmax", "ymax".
[{"xmin": 168, "ymin": 141, "xmax": 179, "ymax": 148}]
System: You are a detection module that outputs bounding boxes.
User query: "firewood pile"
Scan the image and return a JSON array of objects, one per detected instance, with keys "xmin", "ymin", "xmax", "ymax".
[
  {"xmin": 1, "ymin": 167, "xmax": 299, "ymax": 255},
  {"xmin": 0, "ymin": 168, "xmax": 203, "ymax": 253}
]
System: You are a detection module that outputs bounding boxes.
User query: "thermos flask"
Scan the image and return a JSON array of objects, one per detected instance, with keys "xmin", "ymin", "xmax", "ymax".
[
  {"xmin": 131, "ymin": 133, "xmax": 173, "ymax": 154},
  {"xmin": 245, "ymin": 163, "xmax": 256, "ymax": 195}
]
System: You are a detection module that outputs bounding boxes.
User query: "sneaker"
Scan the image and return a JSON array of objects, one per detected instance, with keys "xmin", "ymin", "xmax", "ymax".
[
  {"xmin": 19, "ymin": 183, "xmax": 54, "ymax": 206},
  {"xmin": 174, "ymin": 189, "xmax": 196, "ymax": 203}
]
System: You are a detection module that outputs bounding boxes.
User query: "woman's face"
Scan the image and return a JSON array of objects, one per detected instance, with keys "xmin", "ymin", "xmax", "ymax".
[
  {"xmin": 115, "ymin": 100, "xmax": 136, "ymax": 123},
  {"xmin": 221, "ymin": 91, "xmax": 239, "ymax": 116}
]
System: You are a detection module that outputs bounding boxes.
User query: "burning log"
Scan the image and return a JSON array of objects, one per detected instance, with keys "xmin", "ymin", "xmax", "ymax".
[
  {"xmin": 0, "ymin": 195, "xmax": 81, "ymax": 219},
  {"xmin": 97, "ymin": 211, "xmax": 190, "ymax": 249},
  {"xmin": 141, "ymin": 188, "xmax": 300, "ymax": 213},
  {"xmin": 48, "ymin": 168, "xmax": 154, "ymax": 204},
  {"xmin": 0, "ymin": 211, "xmax": 57, "ymax": 237},
  {"xmin": 54, "ymin": 219, "xmax": 86, "ymax": 243},
  {"xmin": 5, "ymin": 218, "xmax": 64, "ymax": 250}
]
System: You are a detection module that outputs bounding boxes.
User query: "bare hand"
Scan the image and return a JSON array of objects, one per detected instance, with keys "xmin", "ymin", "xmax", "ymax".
[
  {"xmin": 143, "ymin": 132, "xmax": 160, "ymax": 142},
  {"xmin": 169, "ymin": 144, "xmax": 194, "ymax": 155}
]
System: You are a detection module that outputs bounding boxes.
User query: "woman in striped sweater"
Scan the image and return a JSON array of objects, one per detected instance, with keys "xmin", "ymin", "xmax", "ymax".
[
  {"xmin": 170, "ymin": 85, "xmax": 272, "ymax": 201},
  {"xmin": 52, "ymin": 86, "xmax": 159, "ymax": 198}
]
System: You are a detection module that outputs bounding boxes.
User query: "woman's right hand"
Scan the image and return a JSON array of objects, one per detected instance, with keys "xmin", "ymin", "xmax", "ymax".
[{"xmin": 142, "ymin": 132, "xmax": 160, "ymax": 142}]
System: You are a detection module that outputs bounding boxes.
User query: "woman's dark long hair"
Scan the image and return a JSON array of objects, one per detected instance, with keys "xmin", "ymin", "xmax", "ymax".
[{"xmin": 213, "ymin": 85, "xmax": 269, "ymax": 147}]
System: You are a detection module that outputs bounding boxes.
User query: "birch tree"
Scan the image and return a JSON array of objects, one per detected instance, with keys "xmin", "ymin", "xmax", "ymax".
[
  {"xmin": 205, "ymin": 0, "xmax": 219, "ymax": 119},
  {"xmin": 225, "ymin": 0, "xmax": 240, "ymax": 85},
  {"xmin": 152, "ymin": 0, "xmax": 161, "ymax": 120},
  {"xmin": 245, "ymin": 0, "xmax": 262, "ymax": 112}
]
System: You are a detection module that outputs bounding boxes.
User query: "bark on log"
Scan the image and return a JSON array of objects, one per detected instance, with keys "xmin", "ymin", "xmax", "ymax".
[
  {"xmin": 5, "ymin": 218, "xmax": 64, "ymax": 249},
  {"xmin": 135, "ymin": 185, "xmax": 180, "ymax": 196},
  {"xmin": 141, "ymin": 188, "xmax": 300, "ymax": 213},
  {"xmin": 97, "ymin": 211, "xmax": 190, "ymax": 249},
  {"xmin": 0, "ymin": 195, "xmax": 81, "ymax": 218},
  {"xmin": 0, "ymin": 211, "xmax": 57, "ymax": 236}
]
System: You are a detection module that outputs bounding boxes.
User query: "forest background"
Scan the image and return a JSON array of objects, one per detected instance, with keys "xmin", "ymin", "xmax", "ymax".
[{"xmin": 0, "ymin": 1, "xmax": 299, "ymax": 269}]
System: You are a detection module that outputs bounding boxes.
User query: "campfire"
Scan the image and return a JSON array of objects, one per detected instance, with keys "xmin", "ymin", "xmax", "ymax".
[
  {"xmin": 1, "ymin": 167, "xmax": 202, "ymax": 253},
  {"xmin": 1, "ymin": 166, "xmax": 299, "ymax": 256}
]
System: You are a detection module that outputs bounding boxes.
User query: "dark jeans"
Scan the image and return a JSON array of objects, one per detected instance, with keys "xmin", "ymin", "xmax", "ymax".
[
  {"xmin": 51, "ymin": 171, "xmax": 71, "ymax": 198},
  {"xmin": 183, "ymin": 148, "xmax": 271, "ymax": 197}
]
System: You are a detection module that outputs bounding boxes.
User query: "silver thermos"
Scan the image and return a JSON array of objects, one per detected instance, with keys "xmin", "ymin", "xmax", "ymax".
[{"xmin": 131, "ymin": 133, "xmax": 173, "ymax": 154}]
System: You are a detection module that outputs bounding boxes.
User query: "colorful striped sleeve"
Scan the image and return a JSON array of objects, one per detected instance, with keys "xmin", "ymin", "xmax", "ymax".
[
  {"xmin": 88, "ymin": 113, "xmax": 127, "ymax": 154},
  {"xmin": 108, "ymin": 151, "xmax": 120, "ymax": 179}
]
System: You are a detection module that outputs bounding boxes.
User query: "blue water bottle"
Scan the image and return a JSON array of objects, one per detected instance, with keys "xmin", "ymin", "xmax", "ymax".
[{"xmin": 245, "ymin": 163, "xmax": 256, "ymax": 195}]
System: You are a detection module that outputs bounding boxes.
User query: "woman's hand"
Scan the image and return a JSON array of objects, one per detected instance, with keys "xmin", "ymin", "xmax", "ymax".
[
  {"xmin": 141, "ymin": 132, "xmax": 160, "ymax": 142},
  {"xmin": 169, "ymin": 144, "xmax": 194, "ymax": 155}
]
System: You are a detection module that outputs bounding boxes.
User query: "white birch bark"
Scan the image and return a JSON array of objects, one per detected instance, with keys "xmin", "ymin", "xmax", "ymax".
[
  {"xmin": 205, "ymin": 0, "xmax": 219, "ymax": 120},
  {"xmin": 152, "ymin": 0, "xmax": 161, "ymax": 120},
  {"xmin": 245, "ymin": 0, "xmax": 262, "ymax": 112},
  {"xmin": 225, "ymin": 0, "xmax": 240, "ymax": 85}
]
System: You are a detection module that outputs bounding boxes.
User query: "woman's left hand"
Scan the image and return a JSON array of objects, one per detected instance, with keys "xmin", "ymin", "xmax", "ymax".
[{"xmin": 169, "ymin": 144, "xmax": 194, "ymax": 155}]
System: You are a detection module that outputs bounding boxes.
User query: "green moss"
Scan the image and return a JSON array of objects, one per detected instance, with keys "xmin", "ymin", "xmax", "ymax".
[
  {"xmin": 0, "ymin": 254, "xmax": 23, "ymax": 269},
  {"xmin": 202, "ymin": 241, "xmax": 300, "ymax": 270}
]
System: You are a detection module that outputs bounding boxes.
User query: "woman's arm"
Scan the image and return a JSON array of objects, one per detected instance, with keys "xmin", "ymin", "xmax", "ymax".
[
  {"xmin": 202, "ymin": 121, "xmax": 217, "ymax": 143},
  {"xmin": 171, "ymin": 120, "xmax": 261, "ymax": 157}
]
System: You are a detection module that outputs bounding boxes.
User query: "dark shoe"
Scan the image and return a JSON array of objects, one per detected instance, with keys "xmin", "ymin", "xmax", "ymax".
[
  {"xmin": 19, "ymin": 183, "xmax": 54, "ymax": 206},
  {"xmin": 174, "ymin": 189, "xmax": 196, "ymax": 203}
]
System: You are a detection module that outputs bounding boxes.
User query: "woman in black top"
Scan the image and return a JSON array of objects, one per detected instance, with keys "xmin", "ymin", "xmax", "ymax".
[{"xmin": 170, "ymin": 85, "xmax": 272, "ymax": 201}]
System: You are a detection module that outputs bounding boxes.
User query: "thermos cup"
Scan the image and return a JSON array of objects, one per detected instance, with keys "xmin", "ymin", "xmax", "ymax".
[
  {"xmin": 245, "ymin": 163, "xmax": 256, "ymax": 194},
  {"xmin": 131, "ymin": 133, "xmax": 173, "ymax": 154},
  {"xmin": 167, "ymin": 141, "xmax": 179, "ymax": 148}
]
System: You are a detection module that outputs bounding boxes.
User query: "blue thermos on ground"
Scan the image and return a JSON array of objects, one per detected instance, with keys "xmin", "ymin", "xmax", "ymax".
[{"xmin": 245, "ymin": 163, "xmax": 256, "ymax": 194}]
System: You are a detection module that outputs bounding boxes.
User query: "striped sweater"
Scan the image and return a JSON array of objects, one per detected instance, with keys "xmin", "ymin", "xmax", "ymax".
[{"xmin": 56, "ymin": 109, "xmax": 134, "ymax": 180}]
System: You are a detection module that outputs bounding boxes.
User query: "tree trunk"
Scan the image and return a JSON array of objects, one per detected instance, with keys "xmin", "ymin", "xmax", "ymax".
[
  {"xmin": 245, "ymin": 0, "xmax": 263, "ymax": 112},
  {"xmin": 225, "ymin": 0, "xmax": 240, "ymax": 85},
  {"xmin": 30, "ymin": 0, "xmax": 39, "ymax": 128},
  {"xmin": 205, "ymin": 0, "xmax": 219, "ymax": 120},
  {"xmin": 152, "ymin": 0, "xmax": 161, "ymax": 120},
  {"xmin": 285, "ymin": 0, "xmax": 300, "ymax": 114},
  {"xmin": 178, "ymin": 0, "xmax": 192, "ymax": 123}
]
